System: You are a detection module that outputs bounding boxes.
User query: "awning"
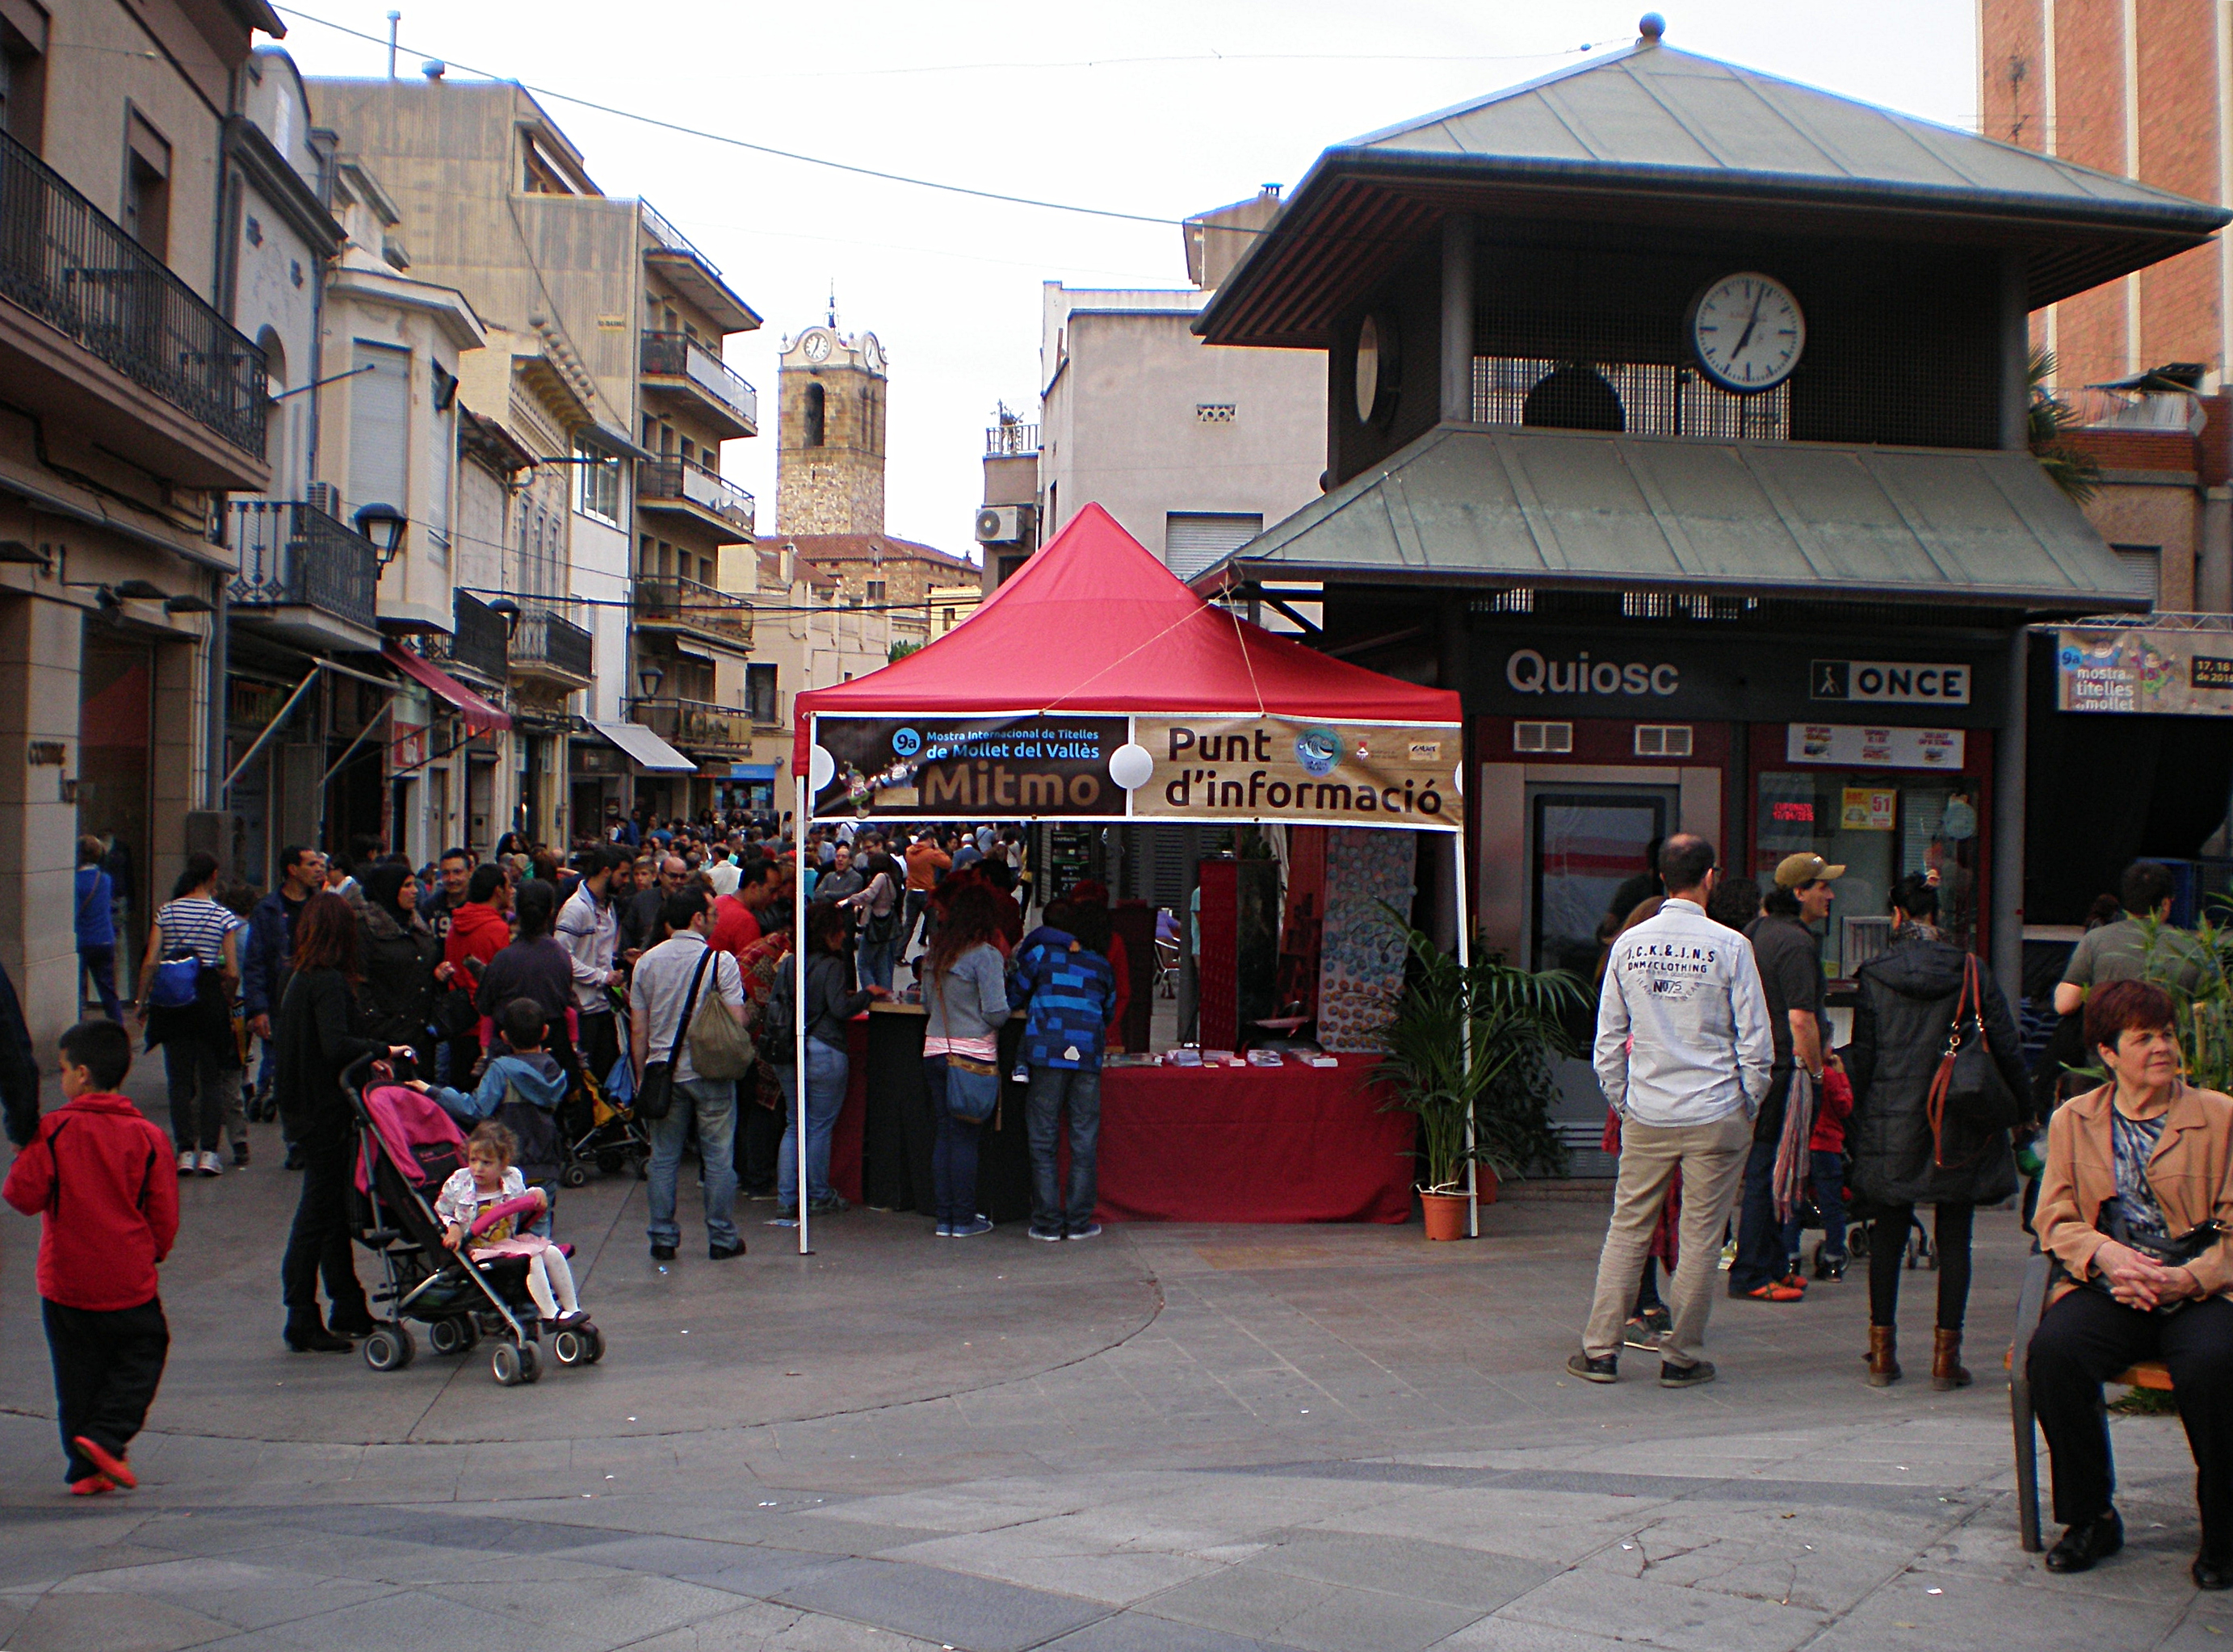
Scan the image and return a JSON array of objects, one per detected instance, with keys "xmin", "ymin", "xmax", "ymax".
[
  {"xmin": 584, "ymin": 718, "xmax": 696, "ymax": 774},
  {"xmin": 381, "ymin": 644, "xmax": 511, "ymax": 736}
]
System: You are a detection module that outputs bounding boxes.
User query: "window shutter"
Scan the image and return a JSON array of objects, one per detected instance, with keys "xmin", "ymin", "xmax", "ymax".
[
  {"xmin": 348, "ymin": 342, "xmax": 411, "ymax": 522},
  {"xmin": 1163, "ymin": 513, "xmax": 1264, "ymax": 581}
]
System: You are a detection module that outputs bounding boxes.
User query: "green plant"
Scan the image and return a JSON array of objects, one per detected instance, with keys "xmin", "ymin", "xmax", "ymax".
[
  {"xmin": 1372, "ymin": 907, "xmax": 1581, "ymax": 1192},
  {"xmin": 2029, "ymin": 347, "xmax": 2101, "ymax": 505},
  {"xmin": 888, "ymin": 638, "xmax": 922, "ymax": 665},
  {"xmin": 2133, "ymin": 907, "xmax": 2233, "ymax": 1092}
]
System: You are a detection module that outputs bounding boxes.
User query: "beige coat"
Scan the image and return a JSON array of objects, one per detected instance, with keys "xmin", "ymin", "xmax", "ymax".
[{"xmin": 2034, "ymin": 1081, "xmax": 2233, "ymax": 1305}]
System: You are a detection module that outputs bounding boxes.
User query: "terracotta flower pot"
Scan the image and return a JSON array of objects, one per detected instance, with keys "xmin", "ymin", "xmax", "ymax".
[
  {"xmin": 1420, "ymin": 1189, "xmax": 1471, "ymax": 1240},
  {"xmin": 1477, "ymin": 1164, "xmax": 1501, "ymax": 1206}
]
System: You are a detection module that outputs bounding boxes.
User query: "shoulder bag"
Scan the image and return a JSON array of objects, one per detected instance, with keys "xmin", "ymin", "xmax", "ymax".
[
  {"xmin": 635, "ymin": 948, "xmax": 712, "ymax": 1122},
  {"xmin": 1927, "ymin": 954, "xmax": 2020, "ymax": 1167},
  {"xmin": 687, "ymin": 951, "xmax": 755, "ymax": 1080}
]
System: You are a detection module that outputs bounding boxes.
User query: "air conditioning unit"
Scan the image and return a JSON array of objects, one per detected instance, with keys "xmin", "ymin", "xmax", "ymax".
[{"xmin": 975, "ymin": 505, "xmax": 1026, "ymax": 544}]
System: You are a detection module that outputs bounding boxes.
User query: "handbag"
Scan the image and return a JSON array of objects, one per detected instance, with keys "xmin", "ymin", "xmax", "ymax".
[
  {"xmin": 1927, "ymin": 954, "xmax": 2021, "ymax": 1167},
  {"xmin": 636, "ymin": 948, "xmax": 713, "ymax": 1122},
  {"xmin": 148, "ymin": 954, "xmax": 201, "ymax": 1010},
  {"xmin": 687, "ymin": 951, "xmax": 755, "ymax": 1080},
  {"xmin": 942, "ymin": 1055, "xmax": 1000, "ymax": 1124}
]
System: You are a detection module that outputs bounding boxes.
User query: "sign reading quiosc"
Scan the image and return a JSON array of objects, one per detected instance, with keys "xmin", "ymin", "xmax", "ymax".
[{"xmin": 1471, "ymin": 633, "xmax": 2000, "ymax": 726}]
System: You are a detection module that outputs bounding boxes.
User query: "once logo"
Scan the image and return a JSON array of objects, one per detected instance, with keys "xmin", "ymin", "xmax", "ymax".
[{"xmin": 1506, "ymin": 648, "xmax": 1680, "ymax": 698}]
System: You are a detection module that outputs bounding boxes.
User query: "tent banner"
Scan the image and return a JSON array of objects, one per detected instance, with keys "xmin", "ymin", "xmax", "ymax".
[
  {"xmin": 1131, "ymin": 716, "xmax": 1458, "ymax": 828},
  {"xmin": 812, "ymin": 714, "xmax": 1127, "ymax": 818},
  {"xmin": 809, "ymin": 712, "xmax": 1462, "ymax": 829},
  {"xmin": 2055, "ymin": 627, "xmax": 2233, "ymax": 715}
]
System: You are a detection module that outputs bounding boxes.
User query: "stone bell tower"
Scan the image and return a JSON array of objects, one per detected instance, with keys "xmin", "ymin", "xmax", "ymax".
[{"xmin": 774, "ymin": 313, "xmax": 888, "ymax": 535}]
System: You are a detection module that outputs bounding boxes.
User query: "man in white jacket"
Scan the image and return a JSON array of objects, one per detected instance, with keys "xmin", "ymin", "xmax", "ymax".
[{"xmin": 1570, "ymin": 834, "xmax": 1773, "ymax": 1389}]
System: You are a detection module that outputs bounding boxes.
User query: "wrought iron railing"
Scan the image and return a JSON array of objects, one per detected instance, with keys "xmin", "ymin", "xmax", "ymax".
[
  {"xmin": 228, "ymin": 501, "xmax": 378, "ymax": 629},
  {"xmin": 632, "ymin": 572, "xmax": 752, "ymax": 646},
  {"xmin": 0, "ymin": 128, "xmax": 266, "ymax": 456},
  {"xmin": 637, "ymin": 456, "xmax": 755, "ymax": 534},
  {"xmin": 510, "ymin": 601, "xmax": 594, "ymax": 680},
  {"xmin": 631, "ymin": 696, "xmax": 753, "ymax": 754},
  {"xmin": 420, "ymin": 589, "xmax": 508, "ymax": 685},
  {"xmin": 640, "ymin": 330, "xmax": 757, "ymax": 429},
  {"xmin": 639, "ymin": 200, "xmax": 721, "ymax": 275},
  {"xmin": 985, "ymin": 421, "xmax": 1039, "ymax": 456}
]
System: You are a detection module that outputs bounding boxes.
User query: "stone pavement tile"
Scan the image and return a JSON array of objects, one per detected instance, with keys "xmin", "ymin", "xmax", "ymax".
[
  {"xmin": 876, "ymin": 1524, "xmax": 1224, "ymax": 1608},
  {"xmin": 1431, "ymin": 1619, "xmax": 1628, "ymax": 1650},
  {"xmin": 1923, "ymin": 1499, "xmax": 2210, "ymax": 1605},
  {"xmin": 623, "ymin": 1599, "xmax": 948, "ymax": 1650},
  {"xmin": 183, "ymin": 1587, "xmax": 613, "ymax": 1652},
  {"xmin": 770, "ymin": 1554, "xmax": 1107, "ymax": 1652},
  {"xmin": 2, "ymin": 1588, "xmax": 236, "ymax": 1652},
  {"xmin": 1139, "ymin": 1565, "xmax": 1483, "ymax": 1652},
  {"xmin": 424, "ymin": 1571, "xmax": 755, "ymax": 1643},
  {"xmin": 49, "ymin": 1555, "xmax": 403, "ymax": 1630},
  {"xmin": 1304, "ymin": 1485, "xmax": 1668, "ymax": 1566},
  {"xmin": 1576, "ymin": 1503, "xmax": 1945, "ymax": 1614},
  {"xmin": 2159, "ymin": 1617, "xmax": 2233, "ymax": 1651},
  {"xmin": 1042, "ymin": 1611, "xmax": 1312, "ymax": 1651},
  {"xmin": 1804, "ymin": 1566, "xmax": 2185, "ymax": 1652},
  {"xmin": 546, "ymin": 1533, "xmax": 853, "ymax": 1600},
  {"xmin": 1245, "ymin": 1528, "xmax": 1553, "ymax": 1612},
  {"xmin": 0, "ymin": 1512, "xmax": 157, "ymax": 1589},
  {"xmin": 1492, "ymin": 1569, "xmax": 1828, "ymax": 1652}
]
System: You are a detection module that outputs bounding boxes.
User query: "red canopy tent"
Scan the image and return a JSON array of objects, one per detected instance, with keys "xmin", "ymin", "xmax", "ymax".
[
  {"xmin": 779, "ymin": 505, "xmax": 1473, "ymax": 1250},
  {"xmin": 793, "ymin": 503, "xmax": 1458, "ymax": 763}
]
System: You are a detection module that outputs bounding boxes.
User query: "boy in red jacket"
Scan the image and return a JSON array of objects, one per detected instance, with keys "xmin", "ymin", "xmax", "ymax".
[
  {"xmin": 3, "ymin": 1019, "xmax": 177, "ymax": 1495},
  {"xmin": 1781, "ymin": 1064, "xmax": 1855, "ymax": 1282}
]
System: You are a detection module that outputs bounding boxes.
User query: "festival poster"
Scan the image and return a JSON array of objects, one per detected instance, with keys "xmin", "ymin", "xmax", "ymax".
[
  {"xmin": 1316, "ymin": 828, "xmax": 1418, "ymax": 1052},
  {"xmin": 1130, "ymin": 715, "xmax": 1459, "ymax": 831},
  {"xmin": 2056, "ymin": 627, "xmax": 2233, "ymax": 715},
  {"xmin": 810, "ymin": 714, "xmax": 1127, "ymax": 819}
]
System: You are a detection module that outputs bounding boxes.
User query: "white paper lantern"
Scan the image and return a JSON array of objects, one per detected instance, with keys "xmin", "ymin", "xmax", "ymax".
[
  {"xmin": 1109, "ymin": 743, "xmax": 1154, "ymax": 791},
  {"xmin": 808, "ymin": 744, "xmax": 836, "ymax": 792}
]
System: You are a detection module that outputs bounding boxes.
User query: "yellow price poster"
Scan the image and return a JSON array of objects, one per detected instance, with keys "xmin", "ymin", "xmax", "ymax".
[{"xmin": 1841, "ymin": 787, "xmax": 1897, "ymax": 832}]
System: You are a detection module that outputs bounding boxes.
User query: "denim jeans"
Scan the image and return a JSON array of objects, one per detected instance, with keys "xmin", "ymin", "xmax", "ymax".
[
  {"xmin": 1780, "ymin": 1147, "xmax": 1848, "ymax": 1267},
  {"xmin": 647, "ymin": 1074, "xmax": 740, "ymax": 1249},
  {"xmin": 78, "ymin": 945, "xmax": 121, "ymax": 1020},
  {"xmin": 923, "ymin": 1055, "xmax": 988, "ymax": 1226},
  {"xmin": 776, "ymin": 1039, "xmax": 848, "ymax": 1207},
  {"xmin": 858, "ymin": 938, "xmax": 896, "ymax": 992},
  {"xmin": 1025, "ymin": 1064, "xmax": 1102, "ymax": 1234},
  {"xmin": 165, "ymin": 1040, "xmax": 243, "ymax": 1153}
]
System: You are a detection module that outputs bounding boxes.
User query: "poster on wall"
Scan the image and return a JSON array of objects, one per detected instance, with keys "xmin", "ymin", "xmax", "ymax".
[
  {"xmin": 1130, "ymin": 716, "xmax": 1458, "ymax": 829},
  {"xmin": 1316, "ymin": 828, "xmax": 1417, "ymax": 1052},
  {"xmin": 1785, "ymin": 723, "xmax": 1966, "ymax": 769},
  {"xmin": 2055, "ymin": 627, "xmax": 2233, "ymax": 715},
  {"xmin": 810, "ymin": 715, "xmax": 1127, "ymax": 818}
]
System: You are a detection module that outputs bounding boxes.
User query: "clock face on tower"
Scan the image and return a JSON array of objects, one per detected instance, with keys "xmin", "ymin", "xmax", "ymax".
[
  {"xmin": 862, "ymin": 333, "xmax": 885, "ymax": 373},
  {"xmin": 1688, "ymin": 272, "xmax": 1804, "ymax": 394},
  {"xmin": 801, "ymin": 330, "xmax": 832, "ymax": 364}
]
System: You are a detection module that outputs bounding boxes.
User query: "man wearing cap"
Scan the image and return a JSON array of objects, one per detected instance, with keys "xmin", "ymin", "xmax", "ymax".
[{"xmin": 1727, "ymin": 853, "xmax": 1841, "ymax": 1303}]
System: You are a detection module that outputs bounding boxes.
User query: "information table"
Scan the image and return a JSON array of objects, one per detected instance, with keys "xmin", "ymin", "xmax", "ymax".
[{"xmin": 852, "ymin": 1004, "xmax": 1416, "ymax": 1226}]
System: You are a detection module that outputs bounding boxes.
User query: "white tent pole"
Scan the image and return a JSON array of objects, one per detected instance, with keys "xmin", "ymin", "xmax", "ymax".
[
  {"xmin": 795, "ymin": 766, "xmax": 812, "ymax": 1256},
  {"xmin": 1453, "ymin": 819, "xmax": 1476, "ymax": 1240}
]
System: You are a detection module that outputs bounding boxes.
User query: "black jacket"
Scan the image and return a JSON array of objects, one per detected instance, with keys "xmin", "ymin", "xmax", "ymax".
[
  {"xmin": 274, "ymin": 967, "xmax": 382, "ymax": 1150},
  {"xmin": 356, "ymin": 905, "xmax": 442, "ymax": 1051},
  {"xmin": 1845, "ymin": 930, "xmax": 2027, "ymax": 1209}
]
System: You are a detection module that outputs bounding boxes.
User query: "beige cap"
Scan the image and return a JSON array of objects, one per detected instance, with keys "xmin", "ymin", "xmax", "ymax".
[{"xmin": 1774, "ymin": 852, "xmax": 1845, "ymax": 889}]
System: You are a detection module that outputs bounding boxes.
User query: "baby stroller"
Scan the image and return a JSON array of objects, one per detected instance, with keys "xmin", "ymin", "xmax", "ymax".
[
  {"xmin": 555, "ymin": 994, "xmax": 651, "ymax": 1188},
  {"xmin": 344, "ymin": 1055, "xmax": 607, "ymax": 1386}
]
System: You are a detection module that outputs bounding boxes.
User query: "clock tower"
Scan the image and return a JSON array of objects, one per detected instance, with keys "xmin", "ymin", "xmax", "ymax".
[{"xmin": 774, "ymin": 321, "xmax": 888, "ymax": 535}]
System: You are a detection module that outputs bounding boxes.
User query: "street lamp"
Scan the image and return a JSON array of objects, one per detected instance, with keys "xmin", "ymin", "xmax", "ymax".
[
  {"xmin": 488, "ymin": 596, "xmax": 522, "ymax": 639},
  {"xmin": 352, "ymin": 502, "xmax": 408, "ymax": 567},
  {"xmin": 637, "ymin": 662, "xmax": 665, "ymax": 702}
]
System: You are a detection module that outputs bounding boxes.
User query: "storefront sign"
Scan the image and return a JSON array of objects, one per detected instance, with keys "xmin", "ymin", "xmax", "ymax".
[
  {"xmin": 1786, "ymin": 723, "xmax": 1965, "ymax": 769},
  {"xmin": 1840, "ymin": 787, "xmax": 1899, "ymax": 830},
  {"xmin": 390, "ymin": 721, "xmax": 430, "ymax": 770},
  {"xmin": 1811, "ymin": 660, "xmax": 1971, "ymax": 706},
  {"xmin": 1502, "ymin": 647, "xmax": 1681, "ymax": 700},
  {"xmin": 2055, "ymin": 627, "xmax": 2233, "ymax": 715},
  {"xmin": 1131, "ymin": 716, "xmax": 1454, "ymax": 827},
  {"xmin": 812, "ymin": 714, "xmax": 1127, "ymax": 818}
]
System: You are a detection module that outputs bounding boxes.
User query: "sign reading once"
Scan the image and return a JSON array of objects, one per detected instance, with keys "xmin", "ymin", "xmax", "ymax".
[
  {"xmin": 1811, "ymin": 660, "xmax": 1971, "ymax": 706},
  {"xmin": 811, "ymin": 715, "xmax": 1126, "ymax": 818},
  {"xmin": 1131, "ymin": 716, "xmax": 1454, "ymax": 827},
  {"xmin": 2058, "ymin": 627, "xmax": 2233, "ymax": 715}
]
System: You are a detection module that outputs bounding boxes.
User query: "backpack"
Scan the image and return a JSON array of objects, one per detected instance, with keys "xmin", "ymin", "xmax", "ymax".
[{"xmin": 757, "ymin": 962, "xmax": 796, "ymax": 1066}]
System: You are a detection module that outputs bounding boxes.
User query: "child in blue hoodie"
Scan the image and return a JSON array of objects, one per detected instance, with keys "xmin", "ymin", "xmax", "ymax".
[
  {"xmin": 1011, "ymin": 903, "xmax": 1117, "ymax": 1242},
  {"xmin": 413, "ymin": 997, "xmax": 571, "ymax": 1229}
]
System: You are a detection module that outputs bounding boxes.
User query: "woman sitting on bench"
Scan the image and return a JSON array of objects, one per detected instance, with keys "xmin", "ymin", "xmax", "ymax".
[{"xmin": 2028, "ymin": 979, "xmax": 2233, "ymax": 1589}]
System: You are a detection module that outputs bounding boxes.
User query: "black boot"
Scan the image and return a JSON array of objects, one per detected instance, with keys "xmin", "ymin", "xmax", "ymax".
[
  {"xmin": 2045, "ymin": 1508, "xmax": 2123, "ymax": 1574},
  {"xmin": 325, "ymin": 1302, "xmax": 376, "ymax": 1338},
  {"xmin": 283, "ymin": 1311, "xmax": 351, "ymax": 1353}
]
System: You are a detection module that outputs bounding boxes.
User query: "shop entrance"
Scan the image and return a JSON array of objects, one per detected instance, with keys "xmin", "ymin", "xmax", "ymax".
[{"xmin": 1528, "ymin": 784, "xmax": 1678, "ymax": 977}]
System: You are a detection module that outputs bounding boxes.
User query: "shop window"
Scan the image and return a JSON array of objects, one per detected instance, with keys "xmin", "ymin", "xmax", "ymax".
[{"xmin": 747, "ymin": 663, "xmax": 778, "ymax": 724}]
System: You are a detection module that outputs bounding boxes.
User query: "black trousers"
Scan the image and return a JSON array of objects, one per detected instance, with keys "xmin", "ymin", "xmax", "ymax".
[
  {"xmin": 1868, "ymin": 1202, "xmax": 1975, "ymax": 1331},
  {"xmin": 280, "ymin": 1133, "xmax": 367, "ymax": 1320},
  {"xmin": 578, "ymin": 1012, "xmax": 620, "ymax": 1094},
  {"xmin": 734, "ymin": 1085, "xmax": 782, "ymax": 1195},
  {"xmin": 2029, "ymin": 1289, "xmax": 2233, "ymax": 1559},
  {"xmin": 43, "ymin": 1298, "xmax": 168, "ymax": 1486}
]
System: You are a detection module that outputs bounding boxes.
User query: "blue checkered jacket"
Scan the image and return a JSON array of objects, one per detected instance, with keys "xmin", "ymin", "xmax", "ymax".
[{"xmin": 1011, "ymin": 929, "xmax": 1117, "ymax": 1071}]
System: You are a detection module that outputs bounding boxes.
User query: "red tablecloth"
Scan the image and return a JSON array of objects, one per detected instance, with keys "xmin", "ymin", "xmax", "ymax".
[{"xmin": 1093, "ymin": 1055, "xmax": 1416, "ymax": 1224}]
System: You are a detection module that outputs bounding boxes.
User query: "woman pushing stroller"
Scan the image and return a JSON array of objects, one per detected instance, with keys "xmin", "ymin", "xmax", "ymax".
[{"xmin": 434, "ymin": 1120, "xmax": 587, "ymax": 1331}]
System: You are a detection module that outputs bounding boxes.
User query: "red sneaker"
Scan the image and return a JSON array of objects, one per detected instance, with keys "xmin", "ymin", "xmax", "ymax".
[
  {"xmin": 68, "ymin": 1475, "xmax": 112, "ymax": 1497},
  {"xmin": 1742, "ymin": 1281, "xmax": 1806, "ymax": 1303},
  {"xmin": 73, "ymin": 1437, "xmax": 136, "ymax": 1490}
]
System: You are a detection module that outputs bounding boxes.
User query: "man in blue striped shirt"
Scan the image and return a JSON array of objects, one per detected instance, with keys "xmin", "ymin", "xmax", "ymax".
[{"xmin": 1012, "ymin": 903, "xmax": 1119, "ymax": 1242}]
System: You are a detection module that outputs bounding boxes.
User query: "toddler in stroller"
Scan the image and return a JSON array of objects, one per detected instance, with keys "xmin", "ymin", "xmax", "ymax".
[{"xmin": 436, "ymin": 1120, "xmax": 587, "ymax": 1331}]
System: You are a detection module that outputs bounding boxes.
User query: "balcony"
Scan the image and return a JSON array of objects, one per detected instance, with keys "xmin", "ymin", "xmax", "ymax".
[
  {"xmin": 631, "ymin": 696, "xmax": 753, "ymax": 757},
  {"xmin": 228, "ymin": 501, "xmax": 380, "ymax": 650},
  {"xmin": 509, "ymin": 600, "xmax": 594, "ymax": 687},
  {"xmin": 638, "ymin": 199, "xmax": 759, "ymax": 334},
  {"xmin": 0, "ymin": 128, "xmax": 267, "ymax": 484},
  {"xmin": 641, "ymin": 331, "xmax": 757, "ymax": 439},
  {"xmin": 985, "ymin": 421, "xmax": 1039, "ymax": 456},
  {"xmin": 632, "ymin": 573, "xmax": 752, "ymax": 652},
  {"xmin": 637, "ymin": 456, "xmax": 755, "ymax": 537},
  {"xmin": 419, "ymin": 589, "xmax": 509, "ymax": 688}
]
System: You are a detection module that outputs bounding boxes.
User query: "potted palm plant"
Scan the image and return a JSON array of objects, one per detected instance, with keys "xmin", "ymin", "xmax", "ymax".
[{"xmin": 1374, "ymin": 911, "xmax": 1579, "ymax": 1239}]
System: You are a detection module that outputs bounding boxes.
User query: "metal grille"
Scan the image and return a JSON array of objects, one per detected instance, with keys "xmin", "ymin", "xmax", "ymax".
[
  {"xmin": 1474, "ymin": 357, "xmax": 1789, "ymax": 441},
  {"xmin": 228, "ymin": 501, "xmax": 377, "ymax": 629}
]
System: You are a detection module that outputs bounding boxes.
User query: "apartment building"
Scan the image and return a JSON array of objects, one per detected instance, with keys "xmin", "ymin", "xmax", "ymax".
[
  {"xmin": 0, "ymin": 0, "xmax": 278, "ymax": 1043},
  {"xmin": 731, "ymin": 543, "xmax": 889, "ymax": 816},
  {"xmin": 302, "ymin": 76, "xmax": 761, "ymax": 827}
]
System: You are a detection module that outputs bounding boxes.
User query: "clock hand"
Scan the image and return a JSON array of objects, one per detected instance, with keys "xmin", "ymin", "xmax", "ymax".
[{"xmin": 1731, "ymin": 288, "xmax": 1765, "ymax": 359}]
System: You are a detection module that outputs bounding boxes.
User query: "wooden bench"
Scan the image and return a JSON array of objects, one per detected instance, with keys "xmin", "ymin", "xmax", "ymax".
[{"xmin": 2009, "ymin": 1249, "xmax": 2176, "ymax": 1551}]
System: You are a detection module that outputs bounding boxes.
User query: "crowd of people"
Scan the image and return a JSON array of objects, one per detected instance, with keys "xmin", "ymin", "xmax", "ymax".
[{"xmin": 1575, "ymin": 836, "xmax": 2233, "ymax": 1592}]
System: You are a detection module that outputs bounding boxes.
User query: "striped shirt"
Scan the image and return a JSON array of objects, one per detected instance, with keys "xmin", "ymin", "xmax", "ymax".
[{"xmin": 156, "ymin": 898, "xmax": 241, "ymax": 966}]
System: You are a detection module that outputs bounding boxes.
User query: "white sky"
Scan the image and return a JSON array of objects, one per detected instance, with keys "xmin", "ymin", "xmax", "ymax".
[{"xmin": 270, "ymin": 2, "xmax": 1979, "ymax": 556}]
